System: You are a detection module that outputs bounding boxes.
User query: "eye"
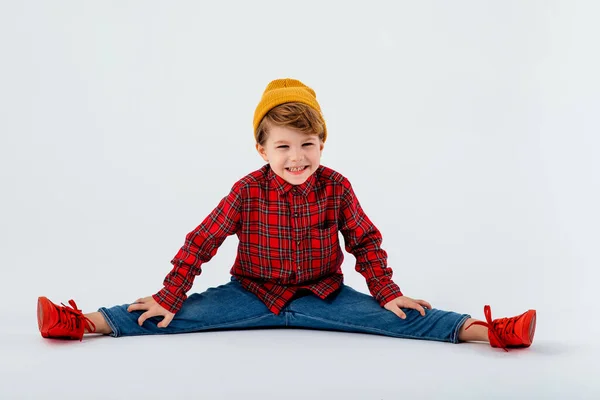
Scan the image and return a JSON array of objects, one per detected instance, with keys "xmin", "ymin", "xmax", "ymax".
[
  {"xmin": 277, "ymin": 145, "xmax": 289, "ymax": 149},
  {"xmin": 303, "ymin": 143, "xmax": 314, "ymax": 147}
]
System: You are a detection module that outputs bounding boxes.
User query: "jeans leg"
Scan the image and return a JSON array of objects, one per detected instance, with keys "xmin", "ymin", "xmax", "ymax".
[
  {"xmin": 285, "ymin": 285, "xmax": 470, "ymax": 343},
  {"xmin": 98, "ymin": 279, "xmax": 285, "ymax": 337}
]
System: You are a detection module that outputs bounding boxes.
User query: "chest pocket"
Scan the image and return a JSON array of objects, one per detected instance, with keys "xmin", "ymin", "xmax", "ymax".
[{"xmin": 308, "ymin": 224, "xmax": 339, "ymax": 262}]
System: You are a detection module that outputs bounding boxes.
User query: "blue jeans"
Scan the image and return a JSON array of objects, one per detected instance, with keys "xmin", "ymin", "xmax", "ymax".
[{"xmin": 99, "ymin": 278, "xmax": 470, "ymax": 343}]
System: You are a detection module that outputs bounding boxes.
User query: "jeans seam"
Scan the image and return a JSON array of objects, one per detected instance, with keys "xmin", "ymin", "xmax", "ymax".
[
  {"xmin": 178, "ymin": 314, "xmax": 277, "ymax": 333},
  {"xmin": 291, "ymin": 312, "xmax": 456, "ymax": 342},
  {"xmin": 100, "ymin": 307, "xmax": 277, "ymax": 336}
]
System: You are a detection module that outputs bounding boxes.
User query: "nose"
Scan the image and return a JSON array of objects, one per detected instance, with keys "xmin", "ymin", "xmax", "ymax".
[{"xmin": 289, "ymin": 147, "xmax": 304, "ymax": 162}]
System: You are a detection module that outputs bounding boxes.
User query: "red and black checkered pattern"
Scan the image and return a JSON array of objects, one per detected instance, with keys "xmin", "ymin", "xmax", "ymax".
[{"xmin": 153, "ymin": 164, "xmax": 402, "ymax": 314}]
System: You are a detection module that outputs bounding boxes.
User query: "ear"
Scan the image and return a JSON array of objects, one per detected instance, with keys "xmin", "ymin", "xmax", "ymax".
[
  {"xmin": 256, "ymin": 143, "xmax": 269, "ymax": 162},
  {"xmin": 319, "ymin": 141, "xmax": 325, "ymax": 152}
]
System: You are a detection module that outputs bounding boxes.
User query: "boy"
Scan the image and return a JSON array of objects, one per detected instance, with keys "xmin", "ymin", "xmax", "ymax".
[{"xmin": 37, "ymin": 78, "xmax": 536, "ymax": 351}]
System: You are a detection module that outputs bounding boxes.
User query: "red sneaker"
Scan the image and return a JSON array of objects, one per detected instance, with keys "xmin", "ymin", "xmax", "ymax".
[
  {"xmin": 466, "ymin": 305, "xmax": 536, "ymax": 351},
  {"xmin": 37, "ymin": 297, "xmax": 96, "ymax": 341}
]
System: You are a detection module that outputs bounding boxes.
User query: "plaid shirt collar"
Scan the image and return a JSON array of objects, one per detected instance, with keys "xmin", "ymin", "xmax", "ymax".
[{"xmin": 267, "ymin": 164, "xmax": 319, "ymax": 197}]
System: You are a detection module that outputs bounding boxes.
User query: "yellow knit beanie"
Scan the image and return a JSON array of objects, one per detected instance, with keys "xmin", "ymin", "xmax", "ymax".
[{"xmin": 253, "ymin": 78, "xmax": 327, "ymax": 143}]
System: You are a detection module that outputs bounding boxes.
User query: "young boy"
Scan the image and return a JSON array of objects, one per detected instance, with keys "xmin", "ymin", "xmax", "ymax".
[{"xmin": 37, "ymin": 78, "xmax": 536, "ymax": 351}]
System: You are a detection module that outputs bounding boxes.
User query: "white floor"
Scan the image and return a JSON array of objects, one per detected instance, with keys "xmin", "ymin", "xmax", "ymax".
[
  {"xmin": 1, "ymin": 312, "xmax": 597, "ymax": 400},
  {"xmin": 2, "ymin": 1, "xmax": 599, "ymax": 398}
]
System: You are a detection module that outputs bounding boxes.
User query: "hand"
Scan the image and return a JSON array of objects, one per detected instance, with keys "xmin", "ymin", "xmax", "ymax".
[
  {"xmin": 127, "ymin": 296, "xmax": 175, "ymax": 328},
  {"xmin": 384, "ymin": 296, "xmax": 432, "ymax": 319}
]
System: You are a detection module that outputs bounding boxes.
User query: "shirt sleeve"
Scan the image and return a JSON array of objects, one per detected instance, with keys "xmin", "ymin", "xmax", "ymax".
[
  {"xmin": 153, "ymin": 183, "xmax": 243, "ymax": 313},
  {"xmin": 338, "ymin": 181, "xmax": 403, "ymax": 306}
]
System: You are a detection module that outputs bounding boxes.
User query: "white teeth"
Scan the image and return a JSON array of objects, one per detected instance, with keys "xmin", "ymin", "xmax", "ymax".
[{"xmin": 288, "ymin": 166, "xmax": 305, "ymax": 172}]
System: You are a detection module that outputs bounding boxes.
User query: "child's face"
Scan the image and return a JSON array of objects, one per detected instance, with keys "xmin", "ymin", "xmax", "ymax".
[{"xmin": 256, "ymin": 125, "xmax": 324, "ymax": 185}]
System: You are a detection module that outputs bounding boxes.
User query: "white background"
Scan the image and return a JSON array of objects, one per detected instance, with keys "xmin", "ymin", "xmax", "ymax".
[{"xmin": 1, "ymin": 1, "xmax": 598, "ymax": 399}]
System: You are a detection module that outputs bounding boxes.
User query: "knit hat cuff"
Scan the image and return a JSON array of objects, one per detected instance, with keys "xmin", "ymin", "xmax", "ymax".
[{"xmin": 253, "ymin": 80, "xmax": 327, "ymax": 142}]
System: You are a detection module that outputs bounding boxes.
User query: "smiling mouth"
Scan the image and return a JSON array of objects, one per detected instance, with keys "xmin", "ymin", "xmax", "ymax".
[{"xmin": 286, "ymin": 166, "xmax": 307, "ymax": 172}]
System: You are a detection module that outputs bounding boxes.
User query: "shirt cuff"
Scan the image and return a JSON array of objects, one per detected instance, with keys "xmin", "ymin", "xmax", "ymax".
[
  {"xmin": 374, "ymin": 281, "xmax": 403, "ymax": 307},
  {"xmin": 152, "ymin": 287, "xmax": 185, "ymax": 314}
]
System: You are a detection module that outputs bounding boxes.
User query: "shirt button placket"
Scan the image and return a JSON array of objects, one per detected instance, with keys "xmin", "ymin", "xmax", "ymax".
[
  {"xmin": 291, "ymin": 197, "xmax": 304, "ymax": 280},
  {"xmin": 294, "ymin": 209, "xmax": 301, "ymax": 248}
]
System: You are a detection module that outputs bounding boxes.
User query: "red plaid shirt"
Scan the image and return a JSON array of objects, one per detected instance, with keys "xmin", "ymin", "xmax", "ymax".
[{"xmin": 153, "ymin": 164, "xmax": 403, "ymax": 314}]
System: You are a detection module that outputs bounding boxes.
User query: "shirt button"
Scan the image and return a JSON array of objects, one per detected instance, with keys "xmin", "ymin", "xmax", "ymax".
[
  {"xmin": 297, "ymin": 240, "xmax": 301, "ymax": 246},
  {"xmin": 294, "ymin": 213, "xmax": 299, "ymax": 217}
]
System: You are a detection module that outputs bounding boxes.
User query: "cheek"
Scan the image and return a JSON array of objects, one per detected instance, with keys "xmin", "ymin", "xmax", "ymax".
[{"xmin": 270, "ymin": 154, "xmax": 285, "ymax": 165}]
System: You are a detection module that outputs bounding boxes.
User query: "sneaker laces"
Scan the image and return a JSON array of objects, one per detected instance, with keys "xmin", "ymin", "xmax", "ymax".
[
  {"xmin": 57, "ymin": 300, "xmax": 96, "ymax": 338},
  {"xmin": 465, "ymin": 305, "xmax": 518, "ymax": 352}
]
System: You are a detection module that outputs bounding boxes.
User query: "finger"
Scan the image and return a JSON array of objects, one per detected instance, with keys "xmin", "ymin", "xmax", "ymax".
[
  {"xmin": 403, "ymin": 301, "xmax": 425, "ymax": 316},
  {"xmin": 127, "ymin": 303, "xmax": 148, "ymax": 312},
  {"xmin": 408, "ymin": 301, "xmax": 426, "ymax": 316},
  {"xmin": 138, "ymin": 311, "xmax": 153, "ymax": 326},
  {"xmin": 157, "ymin": 313, "xmax": 174, "ymax": 328},
  {"xmin": 418, "ymin": 300, "xmax": 432, "ymax": 309},
  {"xmin": 414, "ymin": 303, "xmax": 426, "ymax": 316},
  {"xmin": 128, "ymin": 299, "xmax": 143, "ymax": 310},
  {"xmin": 389, "ymin": 305, "xmax": 406, "ymax": 320}
]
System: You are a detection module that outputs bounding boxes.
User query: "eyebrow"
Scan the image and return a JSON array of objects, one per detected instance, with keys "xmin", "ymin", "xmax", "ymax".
[{"xmin": 273, "ymin": 138, "xmax": 317, "ymax": 145}]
